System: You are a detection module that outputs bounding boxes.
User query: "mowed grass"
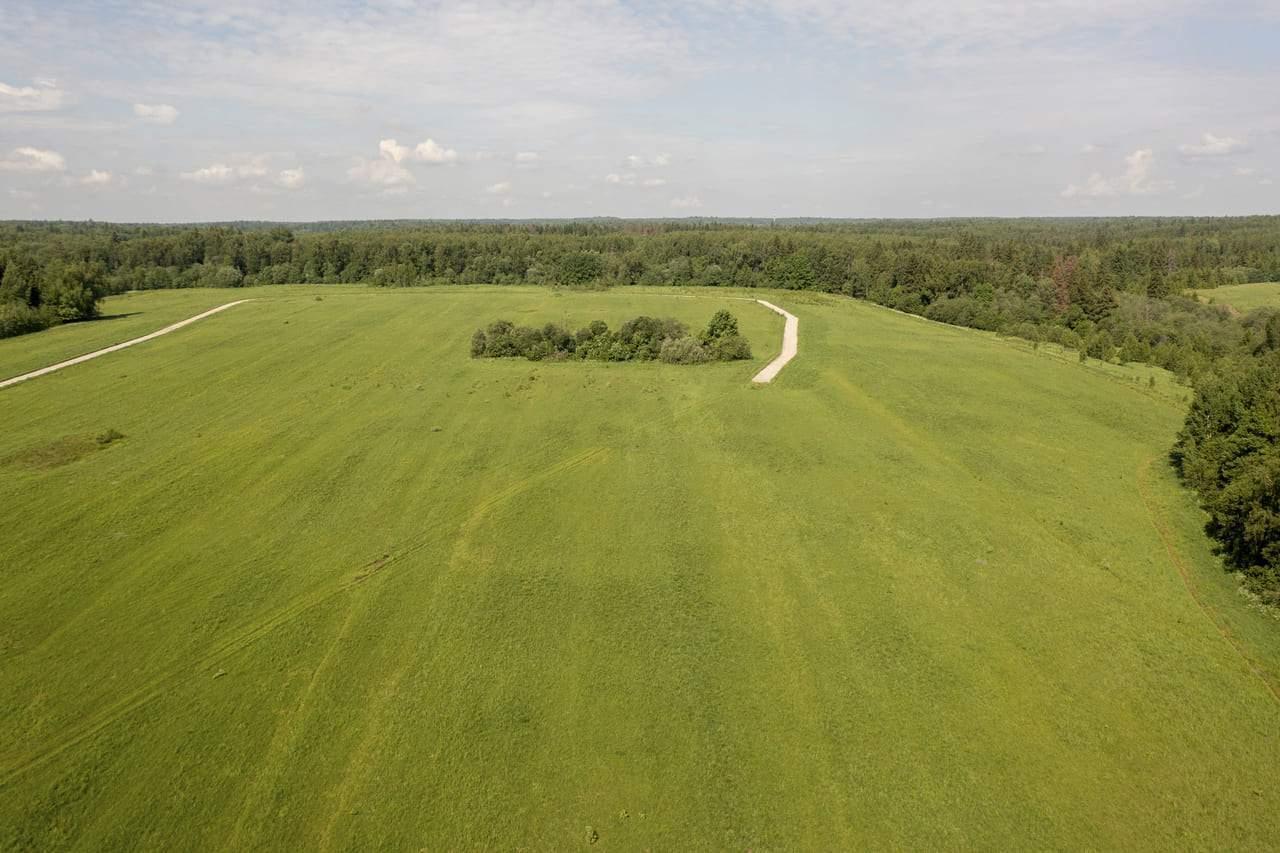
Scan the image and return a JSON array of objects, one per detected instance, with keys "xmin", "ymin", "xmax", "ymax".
[
  {"xmin": 1, "ymin": 286, "xmax": 1279, "ymax": 849},
  {"xmin": 0, "ymin": 288, "xmax": 305, "ymax": 381},
  {"xmin": 1191, "ymin": 281, "xmax": 1280, "ymax": 313}
]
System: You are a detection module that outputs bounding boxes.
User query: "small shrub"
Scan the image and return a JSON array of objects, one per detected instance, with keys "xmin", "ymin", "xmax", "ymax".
[{"xmin": 96, "ymin": 428, "xmax": 126, "ymax": 446}]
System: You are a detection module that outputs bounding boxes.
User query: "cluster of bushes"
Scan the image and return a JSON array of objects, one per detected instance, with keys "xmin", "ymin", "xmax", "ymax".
[{"xmin": 470, "ymin": 310, "xmax": 751, "ymax": 364}]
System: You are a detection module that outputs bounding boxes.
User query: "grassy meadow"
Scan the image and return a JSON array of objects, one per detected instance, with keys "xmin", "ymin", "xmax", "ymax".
[
  {"xmin": 1191, "ymin": 281, "xmax": 1280, "ymax": 313},
  {"xmin": 2, "ymin": 286, "xmax": 1279, "ymax": 849}
]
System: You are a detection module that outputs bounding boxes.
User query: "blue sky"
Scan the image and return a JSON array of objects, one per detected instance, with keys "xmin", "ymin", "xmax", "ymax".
[{"xmin": 1, "ymin": 0, "xmax": 1277, "ymax": 221}]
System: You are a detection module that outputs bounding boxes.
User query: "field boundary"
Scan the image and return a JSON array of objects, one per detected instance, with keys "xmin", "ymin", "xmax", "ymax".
[
  {"xmin": 752, "ymin": 300, "xmax": 799, "ymax": 383},
  {"xmin": 0, "ymin": 299, "xmax": 253, "ymax": 390},
  {"xmin": 1136, "ymin": 456, "xmax": 1280, "ymax": 705}
]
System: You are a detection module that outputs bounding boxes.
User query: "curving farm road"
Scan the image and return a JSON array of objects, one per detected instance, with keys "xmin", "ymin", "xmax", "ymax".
[
  {"xmin": 752, "ymin": 299, "xmax": 799, "ymax": 383},
  {"xmin": 0, "ymin": 300, "xmax": 253, "ymax": 391}
]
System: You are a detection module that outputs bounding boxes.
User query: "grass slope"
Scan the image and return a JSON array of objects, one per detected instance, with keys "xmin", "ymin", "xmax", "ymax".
[
  {"xmin": 1, "ymin": 286, "xmax": 1278, "ymax": 849},
  {"xmin": 1191, "ymin": 281, "xmax": 1280, "ymax": 313}
]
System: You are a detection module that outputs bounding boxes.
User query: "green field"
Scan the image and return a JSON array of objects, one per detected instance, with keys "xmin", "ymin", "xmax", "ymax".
[
  {"xmin": 1191, "ymin": 281, "xmax": 1280, "ymax": 313},
  {"xmin": 2, "ymin": 286, "xmax": 1278, "ymax": 849}
]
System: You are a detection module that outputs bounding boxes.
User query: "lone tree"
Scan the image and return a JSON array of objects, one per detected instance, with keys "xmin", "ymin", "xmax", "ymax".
[{"xmin": 700, "ymin": 310, "xmax": 739, "ymax": 344}]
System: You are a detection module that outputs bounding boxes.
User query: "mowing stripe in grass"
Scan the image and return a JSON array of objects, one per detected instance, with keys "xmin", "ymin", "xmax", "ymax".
[{"xmin": 0, "ymin": 444, "xmax": 611, "ymax": 788}]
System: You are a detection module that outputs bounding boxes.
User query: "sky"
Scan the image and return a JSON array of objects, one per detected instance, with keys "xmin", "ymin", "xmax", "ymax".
[{"xmin": 1, "ymin": 0, "xmax": 1278, "ymax": 221}]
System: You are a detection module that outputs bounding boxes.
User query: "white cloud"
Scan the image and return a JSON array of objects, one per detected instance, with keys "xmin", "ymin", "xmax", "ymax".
[
  {"xmin": 624, "ymin": 153, "xmax": 669, "ymax": 169},
  {"xmin": 1178, "ymin": 132, "xmax": 1246, "ymax": 157},
  {"xmin": 515, "ymin": 151, "xmax": 539, "ymax": 162},
  {"xmin": 276, "ymin": 168, "xmax": 305, "ymax": 189},
  {"xmin": 1062, "ymin": 173, "xmax": 1117, "ymax": 198},
  {"xmin": 181, "ymin": 163, "xmax": 235, "ymax": 184},
  {"xmin": 607, "ymin": 172, "xmax": 668, "ymax": 188},
  {"xmin": 1080, "ymin": 143, "xmax": 1100, "ymax": 154},
  {"xmin": 180, "ymin": 158, "xmax": 270, "ymax": 185},
  {"xmin": 1262, "ymin": 178, "xmax": 1275, "ymax": 187},
  {"xmin": 352, "ymin": 138, "xmax": 457, "ymax": 185},
  {"xmin": 670, "ymin": 194, "xmax": 703, "ymax": 209},
  {"xmin": 1062, "ymin": 147, "xmax": 1170, "ymax": 199},
  {"xmin": 379, "ymin": 139, "xmax": 411, "ymax": 163},
  {"xmin": 1233, "ymin": 166, "xmax": 1256, "ymax": 177},
  {"xmin": 8, "ymin": 188, "xmax": 36, "ymax": 200},
  {"xmin": 81, "ymin": 169, "xmax": 115, "ymax": 186},
  {"xmin": 414, "ymin": 138, "xmax": 458, "ymax": 164},
  {"xmin": 0, "ymin": 79, "xmax": 64, "ymax": 112},
  {"xmin": 134, "ymin": 165, "xmax": 154, "ymax": 176},
  {"xmin": 348, "ymin": 157, "xmax": 413, "ymax": 187},
  {"xmin": 133, "ymin": 103, "xmax": 179, "ymax": 125},
  {"xmin": 0, "ymin": 146, "xmax": 66, "ymax": 172},
  {"xmin": 485, "ymin": 181, "xmax": 512, "ymax": 194}
]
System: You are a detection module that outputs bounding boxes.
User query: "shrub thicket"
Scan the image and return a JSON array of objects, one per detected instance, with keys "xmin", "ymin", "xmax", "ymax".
[{"xmin": 471, "ymin": 312, "xmax": 751, "ymax": 364}]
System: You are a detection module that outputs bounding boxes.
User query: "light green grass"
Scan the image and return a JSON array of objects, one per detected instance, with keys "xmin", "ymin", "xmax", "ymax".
[
  {"xmin": 1191, "ymin": 281, "xmax": 1280, "ymax": 313},
  {"xmin": 1, "ymin": 286, "xmax": 1278, "ymax": 849},
  {"xmin": 0, "ymin": 286, "xmax": 356, "ymax": 382}
]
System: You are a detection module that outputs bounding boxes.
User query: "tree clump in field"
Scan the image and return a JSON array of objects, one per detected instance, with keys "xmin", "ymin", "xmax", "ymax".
[{"xmin": 470, "ymin": 312, "xmax": 751, "ymax": 364}]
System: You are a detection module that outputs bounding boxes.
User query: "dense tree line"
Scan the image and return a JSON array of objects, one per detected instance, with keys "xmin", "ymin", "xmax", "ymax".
[
  {"xmin": 471, "ymin": 310, "xmax": 751, "ymax": 363},
  {"xmin": 1173, "ymin": 347, "xmax": 1280, "ymax": 603},
  {"xmin": 1, "ymin": 217, "xmax": 1277, "ymax": 596}
]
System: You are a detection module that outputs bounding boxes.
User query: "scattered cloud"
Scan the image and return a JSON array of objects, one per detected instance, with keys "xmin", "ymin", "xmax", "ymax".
[
  {"xmin": 1233, "ymin": 166, "xmax": 1256, "ymax": 176},
  {"xmin": 350, "ymin": 138, "xmax": 457, "ymax": 186},
  {"xmin": 606, "ymin": 172, "xmax": 668, "ymax": 188},
  {"xmin": 515, "ymin": 151, "xmax": 539, "ymax": 163},
  {"xmin": 1262, "ymin": 178, "xmax": 1275, "ymax": 187},
  {"xmin": 0, "ymin": 79, "xmax": 64, "ymax": 112},
  {"xmin": 0, "ymin": 146, "xmax": 66, "ymax": 172},
  {"xmin": 670, "ymin": 194, "xmax": 703, "ymax": 209},
  {"xmin": 180, "ymin": 158, "xmax": 270, "ymax": 184},
  {"xmin": 1062, "ymin": 148, "xmax": 1170, "ymax": 199},
  {"xmin": 133, "ymin": 103, "xmax": 179, "ymax": 125},
  {"xmin": 8, "ymin": 188, "xmax": 36, "ymax": 200},
  {"xmin": 1178, "ymin": 132, "xmax": 1247, "ymax": 157},
  {"xmin": 1081, "ymin": 143, "xmax": 1101, "ymax": 154},
  {"xmin": 80, "ymin": 169, "xmax": 115, "ymax": 186},
  {"xmin": 276, "ymin": 168, "xmax": 305, "ymax": 189},
  {"xmin": 414, "ymin": 138, "xmax": 458, "ymax": 164},
  {"xmin": 379, "ymin": 139, "xmax": 411, "ymax": 163},
  {"xmin": 625, "ymin": 153, "xmax": 669, "ymax": 169},
  {"xmin": 485, "ymin": 181, "xmax": 512, "ymax": 194},
  {"xmin": 348, "ymin": 157, "xmax": 412, "ymax": 187}
]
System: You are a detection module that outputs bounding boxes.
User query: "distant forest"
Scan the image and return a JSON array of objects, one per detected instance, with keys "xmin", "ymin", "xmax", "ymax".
[{"xmin": 1, "ymin": 217, "xmax": 1277, "ymax": 597}]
